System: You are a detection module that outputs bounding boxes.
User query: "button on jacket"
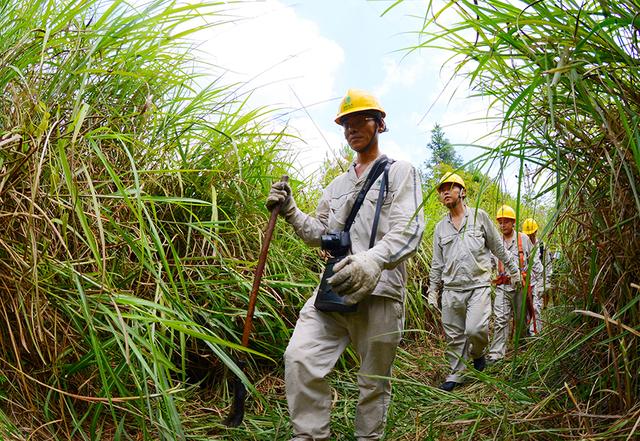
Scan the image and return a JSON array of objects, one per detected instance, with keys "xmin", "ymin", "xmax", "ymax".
[
  {"xmin": 429, "ymin": 206, "xmax": 519, "ymax": 293},
  {"xmin": 286, "ymin": 156, "xmax": 424, "ymax": 302}
]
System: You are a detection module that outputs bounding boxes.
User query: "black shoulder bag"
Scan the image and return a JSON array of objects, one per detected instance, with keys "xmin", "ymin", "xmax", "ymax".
[{"xmin": 315, "ymin": 156, "xmax": 394, "ymax": 313}]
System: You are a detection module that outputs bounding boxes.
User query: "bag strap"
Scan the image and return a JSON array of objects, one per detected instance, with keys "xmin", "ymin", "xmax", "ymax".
[
  {"xmin": 343, "ymin": 155, "xmax": 392, "ymax": 232},
  {"xmin": 498, "ymin": 233, "xmax": 524, "ymax": 275},
  {"xmin": 517, "ymin": 233, "xmax": 525, "ymax": 269},
  {"xmin": 368, "ymin": 160, "xmax": 392, "ymax": 248}
]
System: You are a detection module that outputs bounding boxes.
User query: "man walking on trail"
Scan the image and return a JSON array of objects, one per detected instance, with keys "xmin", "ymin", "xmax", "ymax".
[
  {"xmin": 427, "ymin": 174, "xmax": 520, "ymax": 392},
  {"xmin": 522, "ymin": 218, "xmax": 551, "ymax": 333},
  {"xmin": 487, "ymin": 206, "xmax": 543, "ymax": 363},
  {"xmin": 266, "ymin": 89, "xmax": 424, "ymax": 441}
]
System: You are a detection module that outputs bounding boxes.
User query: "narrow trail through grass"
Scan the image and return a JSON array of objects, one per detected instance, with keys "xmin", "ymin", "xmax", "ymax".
[
  {"xmin": 0, "ymin": 0, "xmax": 637, "ymax": 439},
  {"xmin": 190, "ymin": 302, "xmax": 637, "ymax": 441}
]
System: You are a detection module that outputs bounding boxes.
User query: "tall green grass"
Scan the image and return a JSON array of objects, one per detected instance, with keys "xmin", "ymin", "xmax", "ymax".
[
  {"xmin": 4, "ymin": 0, "xmax": 638, "ymax": 439},
  {"xmin": 0, "ymin": 0, "xmax": 321, "ymax": 438},
  {"xmin": 385, "ymin": 0, "xmax": 640, "ymax": 438}
]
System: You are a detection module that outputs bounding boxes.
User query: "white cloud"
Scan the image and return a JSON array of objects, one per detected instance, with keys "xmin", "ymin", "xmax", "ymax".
[
  {"xmin": 182, "ymin": 0, "xmax": 345, "ymax": 177},
  {"xmin": 278, "ymin": 116, "xmax": 346, "ymax": 176},
  {"xmin": 205, "ymin": 3, "xmax": 343, "ymax": 103},
  {"xmin": 382, "ymin": 136, "xmax": 426, "ymax": 166},
  {"xmin": 375, "ymin": 57, "xmax": 427, "ymax": 98}
]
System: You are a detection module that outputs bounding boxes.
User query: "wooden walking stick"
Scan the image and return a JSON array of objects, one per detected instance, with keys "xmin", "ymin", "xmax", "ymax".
[{"xmin": 224, "ymin": 175, "xmax": 288, "ymax": 427}]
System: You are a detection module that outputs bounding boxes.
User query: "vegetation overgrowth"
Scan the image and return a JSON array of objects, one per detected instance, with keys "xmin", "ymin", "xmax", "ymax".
[
  {"xmin": 388, "ymin": 0, "xmax": 640, "ymax": 438},
  {"xmin": 0, "ymin": 0, "xmax": 319, "ymax": 438},
  {"xmin": 0, "ymin": 0, "xmax": 637, "ymax": 440}
]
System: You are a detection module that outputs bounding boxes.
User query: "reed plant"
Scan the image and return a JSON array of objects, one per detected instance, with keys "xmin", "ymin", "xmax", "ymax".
[
  {"xmin": 3, "ymin": 0, "xmax": 638, "ymax": 438},
  {"xmin": 385, "ymin": 0, "xmax": 640, "ymax": 438},
  {"xmin": 0, "ymin": 0, "xmax": 321, "ymax": 438}
]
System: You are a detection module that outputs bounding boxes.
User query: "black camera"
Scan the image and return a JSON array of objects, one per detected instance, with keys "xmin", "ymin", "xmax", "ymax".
[
  {"xmin": 320, "ymin": 231, "xmax": 351, "ymax": 257},
  {"xmin": 316, "ymin": 231, "xmax": 357, "ymax": 313}
]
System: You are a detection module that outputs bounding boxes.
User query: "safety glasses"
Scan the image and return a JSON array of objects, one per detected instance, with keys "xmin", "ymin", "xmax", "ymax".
[{"xmin": 340, "ymin": 115, "xmax": 376, "ymax": 130}]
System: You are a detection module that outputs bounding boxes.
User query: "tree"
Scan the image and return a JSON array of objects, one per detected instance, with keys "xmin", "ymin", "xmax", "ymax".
[{"xmin": 423, "ymin": 123, "xmax": 463, "ymax": 179}]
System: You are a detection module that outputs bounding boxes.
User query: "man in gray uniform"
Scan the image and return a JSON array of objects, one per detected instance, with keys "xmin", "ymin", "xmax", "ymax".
[
  {"xmin": 522, "ymin": 217, "xmax": 551, "ymax": 334},
  {"xmin": 488, "ymin": 206, "xmax": 543, "ymax": 362},
  {"xmin": 267, "ymin": 89, "xmax": 424, "ymax": 441},
  {"xmin": 428, "ymin": 173, "xmax": 520, "ymax": 392}
]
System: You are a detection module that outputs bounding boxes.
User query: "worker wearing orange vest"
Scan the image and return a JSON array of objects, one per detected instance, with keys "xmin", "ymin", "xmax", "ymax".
[
  {"xmin": 428, "ymin": 176, "xmax": 521, "ymax": 391},
  {"xmin": 487, "ymin": 205, "xmax": 543, "ymax": 362},
  {"xmin": 522, "ymin": 218, "xmax": 550, "ymax": 333}
]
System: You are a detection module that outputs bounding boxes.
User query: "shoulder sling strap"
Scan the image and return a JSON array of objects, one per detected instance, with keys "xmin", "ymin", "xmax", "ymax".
[
  {"xmin": 498, "ymin": 233, "xmax": 526, "ymax": 274},
  {"xmin": 369, "ymin": 160, "xmax": 392, "ymax": 248},
  {"xmin": 343, "ymin": 155, "xmax": 390, "ymax": 231},
  {"xmin": 342, "ymin": 155, "xmax": 395, "ymax": 248},
  {"xmin": 517, "ymin": 233, "xmax": 525, "ymax": 269}
]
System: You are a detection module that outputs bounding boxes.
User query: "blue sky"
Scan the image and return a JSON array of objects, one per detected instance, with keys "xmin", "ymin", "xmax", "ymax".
[{"xmin": 196, "ymin": 0, "xmax": 497, "ymax": 179}]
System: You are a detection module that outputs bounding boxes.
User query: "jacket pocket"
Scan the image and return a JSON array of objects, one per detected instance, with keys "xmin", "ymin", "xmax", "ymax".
[
  {"xmin": 464, "ymin": 228, "xmax": 486, "ymax": 257},
  {"xmin": 439, "ymin": 233, "xmax": 456, "ymax": 248},
  {"xmin": 328, "ymin": 194, "xmax": 350, "ymax": 230}
]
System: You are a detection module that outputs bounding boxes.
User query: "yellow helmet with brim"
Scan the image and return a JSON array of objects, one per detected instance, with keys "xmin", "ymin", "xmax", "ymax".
[
  {"xmin": 335, "ymin": 89, "xmax": 386, "ymax": 124},
  {"xmin": 496, "ymin": 205, "xmax": 517, "ymax": 220},
  {"xmin": 522, "ymin": 218, "xmax": 539, "ymax": 234},
  {"xmin": 437, "ymin": 172, "xmax": 466, "ymax": 191}
]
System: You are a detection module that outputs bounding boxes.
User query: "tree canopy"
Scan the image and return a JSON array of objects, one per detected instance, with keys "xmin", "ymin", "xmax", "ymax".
[{"xmin": 423, "ymin": 123, "xmax": 463, "ymax": 177}]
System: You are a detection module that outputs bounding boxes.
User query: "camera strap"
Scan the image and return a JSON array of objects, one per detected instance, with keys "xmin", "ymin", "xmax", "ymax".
[
  {"xmin": 343, "ymin": 155, "xmax": 395, "ymax": 247},
  {"xmin": 369, "ymin": 161, "xmax": 391, "ymax": 248}
]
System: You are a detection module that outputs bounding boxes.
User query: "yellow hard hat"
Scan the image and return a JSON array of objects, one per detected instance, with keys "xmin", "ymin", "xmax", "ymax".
[
  {"xmin": 335, "ymin": 89, "xmax": 386, "ymax": 124},
  {"xmin": 496, "ymin": 204, "xmax": 516, "ymax": 220},
  {"xmin": 437, "ymin": 172, "xmax": 465, "ymax": 190},
  {"xmin": 522, "ymin": 218, "xmax": 539, "ymax": 235}
]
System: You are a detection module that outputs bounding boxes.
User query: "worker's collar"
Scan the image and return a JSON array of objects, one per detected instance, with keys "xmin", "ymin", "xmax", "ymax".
[
  {"xmin": 446, "ymin": 204, "xmax": 469, "ymax": 231},
  {"xmin": 349, "ymin": 154, "xmax": 385, "ymax": 183},
  {"xmin": 502, "ymin": 231, "xmax": 517, "ymax": 246}
]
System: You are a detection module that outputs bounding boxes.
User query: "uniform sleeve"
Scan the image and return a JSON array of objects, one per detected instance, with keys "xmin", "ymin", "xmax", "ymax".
[
  {"xmin": 544, "ymin": 248, "xmax": 553, "ymax": 288},
  {"xmin": 286, "ymin": 186, "xmax": 332, "ymax": 247},
  {"xmin": 483, "ymin": 211, "xmax": 520, "ymax": 278},
  {"xmin": 527, "ymin": 236, "xmax": 544, "ymax": 287},
  {"xmin": 366, "ymin": 163, "xmax": 425, "ymax": 269},
  {"xmin": 429, "ymin": 223, "xmax": 444, "ymax": 295}
]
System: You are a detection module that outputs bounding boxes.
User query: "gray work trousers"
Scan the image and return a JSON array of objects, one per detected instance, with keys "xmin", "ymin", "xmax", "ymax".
[
  {"xmin": 441, "ymin": 287, "xmax": 492, "ymax": 383},
  {"xmin": 284, "ymin": 292, "xmax": 404, "ymax": 441},
  {"xmin": 529, "ymin": 285, "xmax": 543, "ymax": 334},
  {"xmin": 488, "ymin": 286, "xmax": 528, "ymax": 360}
]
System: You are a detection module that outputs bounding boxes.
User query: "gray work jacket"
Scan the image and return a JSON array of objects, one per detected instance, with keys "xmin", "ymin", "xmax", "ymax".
[
  {"xmin": 429, "ymin": 206, "xmax": 519, "ymax": 293},
  {"xmin": 495, "ymin": 232, "xmax": 543, "ymax": 292},
  {"xmin": 537, "ymin": 240, "xmax": 553, "ymax": 290},
  {"xmin": 287, "ymin": 156, "xmax": 425, "ymax": 302}
]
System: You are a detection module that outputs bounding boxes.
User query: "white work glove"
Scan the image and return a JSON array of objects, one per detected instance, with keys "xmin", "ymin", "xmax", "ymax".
[
  {"xmin": 265, "ymin": 181, "xmax": 297, "ymax": 219},
  {"xmin": 427, "ymin": 287, "xmax": 439, "ymax": 310},
  {"xmin": 327, "ymin": 252, "xmax": 382, "ymax": 305}
]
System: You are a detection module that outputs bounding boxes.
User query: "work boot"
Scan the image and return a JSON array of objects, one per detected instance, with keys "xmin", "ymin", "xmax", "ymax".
[
  {"xmin": 438, "ymin": 381, "xmax": 459, "ymax": 392},
  {"xmin": 473, "ymin": 356, "xmax": 486, "ymax": 372}
]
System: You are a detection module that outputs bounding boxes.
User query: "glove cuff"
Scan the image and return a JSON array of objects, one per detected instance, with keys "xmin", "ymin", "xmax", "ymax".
[
  {"xmin": 281, "ymin": 198, "xmax": 298, "ymax": 221},
  {"xmin": 362, "ymin": 250, "xmax": 384, "ymax": 270}
]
